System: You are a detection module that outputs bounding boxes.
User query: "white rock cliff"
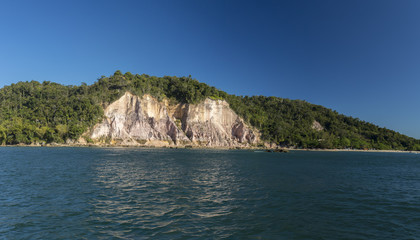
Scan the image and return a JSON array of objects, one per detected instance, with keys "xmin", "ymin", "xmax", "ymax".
[{"xmin": 89, "ymin": 92, "xmax": 260, "ymax": 147}]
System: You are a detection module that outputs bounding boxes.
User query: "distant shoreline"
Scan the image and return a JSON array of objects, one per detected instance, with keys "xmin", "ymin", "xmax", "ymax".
[
  {"xmin": 1, "ymin": 143, "xmax": 419, "ymax": 154},
  {"xmin": 291, "ymin": 148, "xmax": 420, "ymax": 154}
]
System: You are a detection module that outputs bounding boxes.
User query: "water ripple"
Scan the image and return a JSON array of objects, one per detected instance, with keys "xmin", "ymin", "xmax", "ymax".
[{"xmin": 0, "ymin": 148, "xmax": 419, "ymax": 239}]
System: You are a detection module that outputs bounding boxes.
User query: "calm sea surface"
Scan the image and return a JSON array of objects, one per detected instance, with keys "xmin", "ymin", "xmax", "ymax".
[{"xmin": 0, "ymin": 147, "xmax": 419, "ymax": 239}]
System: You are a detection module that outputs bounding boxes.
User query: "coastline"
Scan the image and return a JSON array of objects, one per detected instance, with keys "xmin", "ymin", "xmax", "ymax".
[
  {"xmin": 291, "ymin": 148, "xmax": 420, "ymax": 154},
  {"xmin": 1, "ymin": 143, "xmax": 419, "ymax": 154}
]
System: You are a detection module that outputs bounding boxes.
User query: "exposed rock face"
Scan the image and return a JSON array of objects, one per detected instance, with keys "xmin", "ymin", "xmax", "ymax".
[
  {"xmin": 89, "ymin": 92, "xmax": 259, "ymax": 147},
  {"xmin": 312, "ymin": 120, "xmax": 324, "ymax": 131}
]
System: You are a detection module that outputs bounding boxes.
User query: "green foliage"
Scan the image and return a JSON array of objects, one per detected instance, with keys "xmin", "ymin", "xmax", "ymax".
[
  {"xmin": 225, "ymin": 95, "xmax": 420, "ymax": 150},
  {"xmin": 0, "ymin": 80, "xmax": 103, "ymax": 144},
  {"xmin": 0, "ymin": 70, "xmax": 419, "ymax": 150},
  {"xmin": 88, "ymin": 72, "xmax": 228, "ymax": 105}
]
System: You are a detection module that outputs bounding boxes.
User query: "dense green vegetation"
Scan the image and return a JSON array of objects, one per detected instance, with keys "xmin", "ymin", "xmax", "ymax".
[
  {"xmin": 227, "ymin": 96, "xmax": 420, "ymax": 150},
  {"xmin": 1, "ymin": 70, "xmax": 419, "ymax": 150},
  {"xmin": 0, "ymin": 81, "xmax": 102, "ymax": 145}
]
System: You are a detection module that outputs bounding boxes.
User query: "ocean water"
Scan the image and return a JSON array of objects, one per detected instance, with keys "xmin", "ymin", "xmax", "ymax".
[{"xmin": 0, "ymin": 147, "xmax": 419, "ymax": 239}]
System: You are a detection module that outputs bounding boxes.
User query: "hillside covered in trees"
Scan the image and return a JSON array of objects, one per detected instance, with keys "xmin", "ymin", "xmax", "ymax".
[{"xmin": 0, "ymin": 70, "xmax": 419, "ymax": 150}]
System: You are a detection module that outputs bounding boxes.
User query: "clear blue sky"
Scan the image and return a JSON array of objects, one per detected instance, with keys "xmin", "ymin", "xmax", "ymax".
[{"xmin": 1, "ymin": 0, "xmax": 419, "ymax": 139}]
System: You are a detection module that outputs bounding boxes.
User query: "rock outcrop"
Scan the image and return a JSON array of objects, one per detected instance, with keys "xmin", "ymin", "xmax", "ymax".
[
  {"xmin": 312, "ymin": 120, "xmax": 324, "ymax": 131},
  {"xmin": 88, "ymin": 92, "xmax": 259, "ymax": 147}
]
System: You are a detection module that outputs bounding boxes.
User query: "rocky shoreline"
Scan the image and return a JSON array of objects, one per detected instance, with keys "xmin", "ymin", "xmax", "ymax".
[
  {"xmin": 3, "ymin": 143, "xmax": 419, "ymax": 154},
  {"xmin": 294, "ymin": 148, "xmax": 420, "ymax": 154}
]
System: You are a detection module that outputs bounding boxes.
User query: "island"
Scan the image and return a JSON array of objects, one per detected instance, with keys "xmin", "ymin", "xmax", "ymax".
[{"xmin": 0, "ymin": 70, "xmax": 419, "ymax": 151}]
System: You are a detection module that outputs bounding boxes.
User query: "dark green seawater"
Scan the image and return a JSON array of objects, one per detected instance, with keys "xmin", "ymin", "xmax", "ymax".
[{"xmin": 1, "ymin": 148, "xmax": 419, "ymax": 239}]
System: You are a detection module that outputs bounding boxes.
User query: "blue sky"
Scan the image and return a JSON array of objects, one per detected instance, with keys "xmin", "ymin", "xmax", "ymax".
[{"xmin": 1, "ymin": 0, "xmax": 419, "ymax": 139}]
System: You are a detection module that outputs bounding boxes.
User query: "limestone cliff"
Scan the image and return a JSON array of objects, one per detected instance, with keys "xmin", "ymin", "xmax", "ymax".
[{"xmin": 88, "ymin": 92, "xmax": 259, "ymax": 147}]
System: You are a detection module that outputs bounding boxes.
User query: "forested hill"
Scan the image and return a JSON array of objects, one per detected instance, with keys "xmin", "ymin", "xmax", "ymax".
[{"xmin": 0, "ymin": 70, "xmax": 419, "ymax": 150}]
